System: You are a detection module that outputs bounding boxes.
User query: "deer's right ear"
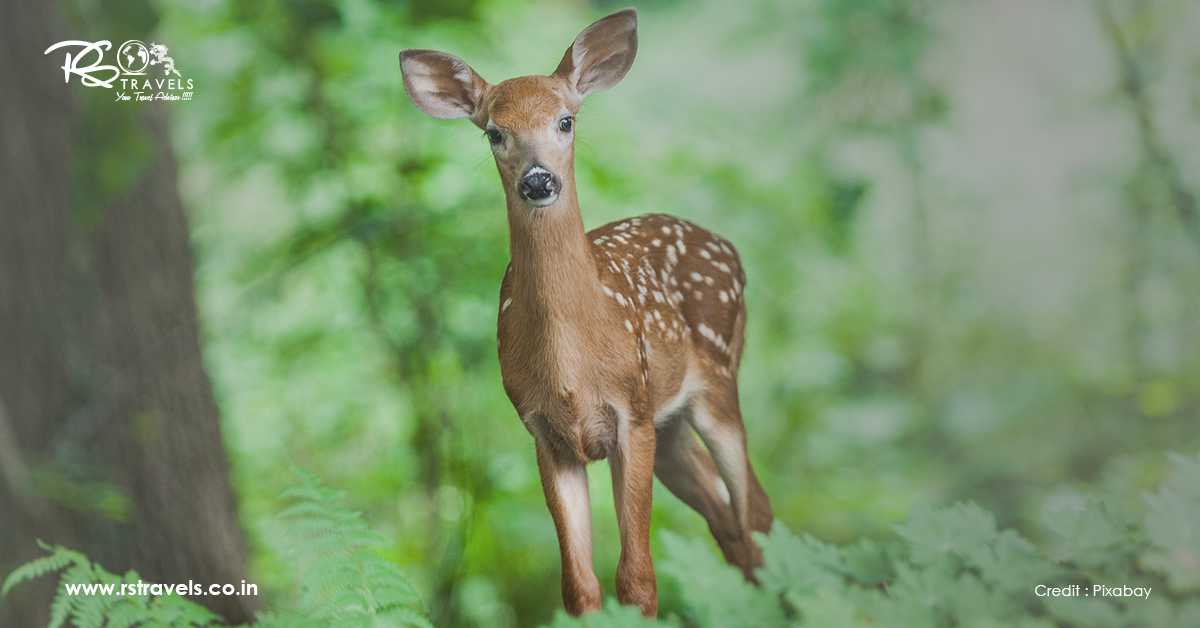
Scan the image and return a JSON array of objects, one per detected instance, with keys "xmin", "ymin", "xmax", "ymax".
[{"xmin": 399, "ymin": 49, "xmax": 489, "ymax": 125}]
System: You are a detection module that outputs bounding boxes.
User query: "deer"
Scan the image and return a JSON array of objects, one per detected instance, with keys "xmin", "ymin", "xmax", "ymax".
[{"xmin": 399, "ymin": 8, "xmax": 773, "ymax": 617}]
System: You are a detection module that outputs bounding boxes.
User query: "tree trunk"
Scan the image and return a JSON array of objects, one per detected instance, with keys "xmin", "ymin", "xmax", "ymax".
[{"xmin": 0, "ymin": 2, "xmax": 253, "ymax": 624}]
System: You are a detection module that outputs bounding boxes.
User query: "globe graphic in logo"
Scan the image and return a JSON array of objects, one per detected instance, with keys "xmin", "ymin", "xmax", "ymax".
[{"xmin": 117, "ymin": 40, "xmax": 150, "ymax": 75}]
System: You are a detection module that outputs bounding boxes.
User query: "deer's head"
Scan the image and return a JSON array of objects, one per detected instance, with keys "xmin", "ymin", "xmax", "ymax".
[{"xmin": 399, "ymin": 9, "xmax": 638, "ymax": 210}]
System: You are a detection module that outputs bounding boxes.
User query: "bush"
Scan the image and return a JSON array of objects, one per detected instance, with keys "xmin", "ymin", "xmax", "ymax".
[
  {"xmin": 6, "ymin": 455, "xmax": 1198, "ymax": 627},
  {"xmin": 3, "ymin": 471, "xmax": 432, "ymax": 628},
  {"xmin": 548, "ymin": 452, "xmax": 1200, "ymax": 627}
]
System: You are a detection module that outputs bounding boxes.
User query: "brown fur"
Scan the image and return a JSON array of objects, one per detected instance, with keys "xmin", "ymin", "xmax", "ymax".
[{"xmin": 487, "ymin": 77, "xmax": 578, "ymax": 131}]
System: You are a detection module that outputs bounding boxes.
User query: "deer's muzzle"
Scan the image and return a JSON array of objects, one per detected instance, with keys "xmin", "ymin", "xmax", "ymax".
[{"xmin": 519, "ymin": 165, "xmax": 560, "ymax": 205}]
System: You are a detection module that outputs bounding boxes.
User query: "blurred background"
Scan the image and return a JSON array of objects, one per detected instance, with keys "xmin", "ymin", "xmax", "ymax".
[{"xmin": 2, "ymin": 0, "xmax": 1198, "ymax": 626}]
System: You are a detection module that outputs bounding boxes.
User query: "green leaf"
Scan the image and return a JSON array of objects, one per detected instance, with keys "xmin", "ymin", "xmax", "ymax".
[
  {"xmin": 894, "ymin": 502, "xmax": 998, "ymax": 568},
  {"xmin": 755, "ymin": 522, "xmax": 845, "ymax": 597},
  {"xmin": 1041, "ymin": 493, "xmax": 1134, "ymax": 569},
  {"xmin": 1141, "ymin": 453, "xmax": 1200, "ymax": 591},
  {"xmin": 2, "ymin": 546, "xmax": 75, "ymax": 596},
  {"xmin": 659, "ymin": 532, "xmax": 787, "ymax": 628},
  {"xmin": 542, "ymin": 599, "xmax": 670, "ymax": 627}
]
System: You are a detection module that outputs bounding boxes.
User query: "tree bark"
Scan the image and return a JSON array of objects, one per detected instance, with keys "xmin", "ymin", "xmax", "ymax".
[{"xmin": 0, "ymin": 2, "xmax": 253, "ymax": 624}]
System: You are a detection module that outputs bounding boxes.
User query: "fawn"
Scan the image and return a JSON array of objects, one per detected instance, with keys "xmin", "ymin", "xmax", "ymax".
[{"xmin": 399, "ymin": 8, "xmax": 773, "ymax": 616}]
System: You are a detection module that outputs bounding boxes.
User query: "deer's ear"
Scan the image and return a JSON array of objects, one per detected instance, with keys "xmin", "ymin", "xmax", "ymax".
[
  {"xmin": 399, "ymin": 49, "xmax": 489, "ymax": 124},
  {"xmin": 554, "ymin": 8, "xmax": 638, "ymax": 99}
]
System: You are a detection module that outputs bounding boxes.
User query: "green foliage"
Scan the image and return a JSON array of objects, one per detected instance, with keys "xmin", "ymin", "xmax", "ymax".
[
  {"xmin": 256, "ymin": 471, "xmax": 433, "ymax": 628},
  {"xmin": 7, "ymin": 447, "xmax": 1200, "ymax": 627},
  {"xmin": 2, "ymin": 543, "xmax": 80, "ymax": 598},
  {"xmin": 659, "ymin": 532, "xmax": 787, "ymax": 627},
  {"xmin": 548, "ymin": 453, "xmax": 1200, "ymax": 628},
  {"xmin": 2, "ymin": 542, "xmax": 221, "ymax": 628},
  {"xmin": 1141, "ymin": 454, "xmax": 1200, "ymax": 592},
  {"xmin": 4, "ymin": 473, "xmax": 431, "ymax": 628},
  {"xmin": 544, "ymin": 600, "xmax": 671, "ymax": 628}
]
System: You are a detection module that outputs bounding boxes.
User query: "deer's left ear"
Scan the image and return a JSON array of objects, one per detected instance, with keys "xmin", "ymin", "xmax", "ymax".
[
  {"xmin": 399, "ymin": 49, "xmax": 489, "ymax": 126},
  {"xmin": 554, "ymin": 8, "xmax": 638, "ymax": 99}
]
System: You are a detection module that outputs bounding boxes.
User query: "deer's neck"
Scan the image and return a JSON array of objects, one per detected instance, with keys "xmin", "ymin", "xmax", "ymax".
[{"xmin": 505, "ymin": 184, "xmax": 603, "ymax": 324}]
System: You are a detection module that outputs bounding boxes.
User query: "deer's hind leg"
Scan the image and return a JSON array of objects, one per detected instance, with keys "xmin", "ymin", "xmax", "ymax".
[
  {"xmin": 654, "ymin": 412, "xmax": 757, "ymax": 572},
  {"xmin": 686, "ymin": 383, "xmax": 773, "ymax": 579}
]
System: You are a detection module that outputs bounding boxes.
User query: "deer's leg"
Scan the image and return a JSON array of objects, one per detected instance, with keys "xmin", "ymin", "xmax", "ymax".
[
  {"xmin": 609, "ymin": 411, "xmax": 658, "ymax": 615},
  {"xmin": 689, "ymin": 389, "xmax": 774, "ymax": 580},
  {"xmin": 653, "ymin": 413, "xmax": 749, "ymax": 569},
  {"xmin": 536, "ymin": 446, "xmax": 601, "ymax": 615}
]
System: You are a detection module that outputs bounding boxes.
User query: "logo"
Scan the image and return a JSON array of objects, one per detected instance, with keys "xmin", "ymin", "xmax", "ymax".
[
  {"xmin": 116, "ymin": 40, "xmax": 150, "ymax": 75},
  {"xmin": 44, "ymin": 39, "xmax": 194, "ymax": 102}
]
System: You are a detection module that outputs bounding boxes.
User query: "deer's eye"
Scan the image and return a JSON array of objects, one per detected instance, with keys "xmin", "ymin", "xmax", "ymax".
[
  {"xmin": 486, "ymin": 129, "xmax": 503, "ymax": 145},
  {"xmin": 558, "ymin": 117, "xmax": 573, "ymax": 133}
]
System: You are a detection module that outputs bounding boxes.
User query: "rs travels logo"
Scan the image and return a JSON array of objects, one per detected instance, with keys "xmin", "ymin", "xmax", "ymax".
[{"xmin": 43, "ymin": 39, "xmax": 195, "ymax": 102}]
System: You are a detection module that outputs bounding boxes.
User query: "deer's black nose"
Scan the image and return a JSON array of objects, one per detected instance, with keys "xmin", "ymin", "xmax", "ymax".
[{"xmin": 519, "ymin": 166, "xmax": 559, "ymax": 203}]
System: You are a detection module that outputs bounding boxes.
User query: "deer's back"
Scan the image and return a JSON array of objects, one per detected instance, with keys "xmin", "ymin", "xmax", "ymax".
[{"xmin": 589, "ymin": 213, "xmax": 747, "ymax": 376}]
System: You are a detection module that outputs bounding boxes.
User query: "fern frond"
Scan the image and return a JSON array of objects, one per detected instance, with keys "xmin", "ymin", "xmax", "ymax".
[
  {"xmin": 2, "ymin": 544, "xmax": 78, "ymax": 596},
  {"xmin": 378, "ymin": 604, "xmax": 436, "ymax": 628},
  {"xmin": 268, "ymin": 470, "xmax": 432, "ymax": 627},
  {"xmin": 47, "ymin": 587, "xmax": 74, "ymax": 628}
]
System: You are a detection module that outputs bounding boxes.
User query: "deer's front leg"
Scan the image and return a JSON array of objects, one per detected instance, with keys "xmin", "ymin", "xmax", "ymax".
[
  {"xmin": 536, "ymin": 445, "xmax": 601, "ymax": 615},
  {"xmin": 610, "ymin": 413, "xmax": 657, "ymax": 615}
]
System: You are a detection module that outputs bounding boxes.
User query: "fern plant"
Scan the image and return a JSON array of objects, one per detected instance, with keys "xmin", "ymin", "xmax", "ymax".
[
  {"xmin": 2, "ymin": 542, "xmax": 221, "ymax": 628},
  {"xmin": 3, "ymin": 471, "xmax": 432, "ymax": 628},
  {"xmin": 254, "ymin": 470, "xmax": 433, "ymax": 628}
]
